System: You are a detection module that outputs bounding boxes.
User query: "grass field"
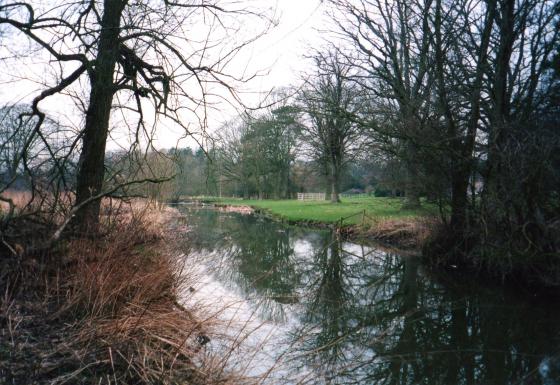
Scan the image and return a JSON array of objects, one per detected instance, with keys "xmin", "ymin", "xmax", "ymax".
[{"xmin": 201, "ymin": 196, "xmax": 438, "ymax": 226}]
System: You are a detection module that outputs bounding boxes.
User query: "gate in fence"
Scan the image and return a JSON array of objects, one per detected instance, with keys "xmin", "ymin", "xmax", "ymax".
[{"xmin": 297, "ymin": 192, "xmax": 326, "ymax": 201}]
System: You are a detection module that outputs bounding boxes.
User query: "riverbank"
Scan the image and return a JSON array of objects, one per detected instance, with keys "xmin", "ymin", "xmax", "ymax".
[
  {"xmin": 0, "ymin": 201, "xmax": 246, "ymax": 384},
  {"xmin": 198, "ymin": 199, "xmax": 560, "ymax": 290},
  {"xmin": 196, "ymin": 197, "xmax": 439, "ymax": 250}
]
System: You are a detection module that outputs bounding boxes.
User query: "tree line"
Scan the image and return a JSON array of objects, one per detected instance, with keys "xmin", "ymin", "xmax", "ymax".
[{"xmin": 180, "ymin": 0, "xmax": 560, "ymax": 275}]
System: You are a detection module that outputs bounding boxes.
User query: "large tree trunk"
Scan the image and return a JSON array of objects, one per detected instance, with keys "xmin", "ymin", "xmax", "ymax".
[
  {"xmin": 437, "ymin": 0, "xmax": 495, "ymax": 237},
  {"xmin": 330, "ymin": 163, "xmax": 340, "ymax": 203},
  {"xmin": 434, "ymin": 0, "xmax": 468, "ymax": 232},
  {"xmin": 323, "ymin": 162, "xmax": 332, "ymax": 201},
  {"xmin": 401, "ymin": 121, "xmax": 422, "ymax": 209},
  {"xmin": 484, "ymin": 0, "xmax": 514, "ymax": 208},
  {"xmin": 284, "ymin": 169, "xmax": 290, "ymax": 199},
  {"xmin": 257, "ymin": 176, "xmax": 263, "ymax": 200},
  {"xmin": 330, "ymin": 178, "xmax": 340, "ymax": 203},
  {"xmin": 403, "ymin": 166, "xmax": 421, "ymax": 209},
  {"xmin": 449, "ymin": 169, "xmax": 470, "ymax": 231},
  {"xmin": 402, "ymin": 143, "xmax": 421, "ymax": 209},
  {"xmin": 72, "ymin": 0, "xmax": 125, "ymax": 235}
]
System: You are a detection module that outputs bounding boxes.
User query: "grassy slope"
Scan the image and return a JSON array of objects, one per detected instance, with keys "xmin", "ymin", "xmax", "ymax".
[{"xmin": 203, "ymin": 196, "xmax": 437, "ymax": 225}]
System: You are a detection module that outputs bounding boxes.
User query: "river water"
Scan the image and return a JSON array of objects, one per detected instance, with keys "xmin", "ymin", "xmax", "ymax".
[{"xmin": 176, "ymin": 205, "xmax": 560, "ymax": 385}]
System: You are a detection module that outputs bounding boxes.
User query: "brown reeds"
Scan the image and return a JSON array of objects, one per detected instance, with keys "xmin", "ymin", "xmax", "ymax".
[
  {"xmin": 0, "ymin": 189, "xmax": 33, "ymax": 213},
  {"xmin": 0, "ymin": 202, "xmax": 242, "ymax": 384},
  {"xmin": 362, "ymin": 216, "xmax": 437, "ymax": 250}
]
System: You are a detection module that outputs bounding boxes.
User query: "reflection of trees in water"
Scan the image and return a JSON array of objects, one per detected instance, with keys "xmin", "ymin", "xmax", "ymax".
[
  {"xmin": 289, "ymin": 235, "xmax": 560, "ymax": 385},
  {"xmin": 183, "ymin": 208, "xmax": 560, "ymax": 385},
  {"xmin": 287, "ymin": 232, "xmax": 391, "ymax": 383},
  {"xmin": 186, "ymin": 208, "xmax": 303, "ymax": 321},
  {"xmin": 296, "ymin": 233, "xmax": 352, "ymax": 372}
]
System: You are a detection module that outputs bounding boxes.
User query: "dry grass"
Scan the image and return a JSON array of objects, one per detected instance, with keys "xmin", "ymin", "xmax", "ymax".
[
  {"xmin": 0, "ymin": 189, "xmax": 33, "ymax": 213},
  {"xmin": 0, "ymin": 188, "xmax": 142, "ymax": 217},
  {"xmin": 0, "ymin": 202, "xmax": 248, "ymax": 384},
  {"xmin": 361, "ymin": 216, "xmax": 437, "ymax": 250}
]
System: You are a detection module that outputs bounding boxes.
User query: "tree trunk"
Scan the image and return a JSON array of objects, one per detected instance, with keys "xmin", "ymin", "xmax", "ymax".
[
  {"xmin": 450, "ymin": 168, "xmax": 470, "ymax": 232},
  {"xmin": 257, "ymin": 176, "xmax": 263, "ymax": 200},
  {"xmin": 330, "ymin": 164, "xmax": 340, "ymax": 203},
  {"xmin": 402, "ymin": 125, "xmax": 421, "ymax": 210},
  {"xmin": 324, "ymin": 166, "xmax": 332, "ymax": 201},
  {"xmin": 435, "ymin": 0, "xmax": 496, "ymax": 237},
  {"xmin": 403, "ymin": 160, "xmax": 421, "ymax": 209},
  {"xmin": 403, "ymin": 189, "xmax": 421, "ymax": 209},
  {"xmin": 330, "ymin": 178, "xmax": 340, "ymax": 203},
  {"xmin": 484, "ymin": 0, "xmax": 515, "ymax": 209},
  {"xmin": 434, "ymin": 0, "xmax": 470, "ymax": 233},
  {"xmin": 71, "ymin": 0, "xmax": 125, "ymax": 235}
]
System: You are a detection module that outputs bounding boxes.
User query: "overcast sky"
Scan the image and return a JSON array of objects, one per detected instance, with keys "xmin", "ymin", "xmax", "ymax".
[
  {"xmin": 152, "ymin": 0, "xmax": 328, "ymax": 149},
  {"xmin": 245, "ymin": 0, "xmax": 325, "ymax": 93}
]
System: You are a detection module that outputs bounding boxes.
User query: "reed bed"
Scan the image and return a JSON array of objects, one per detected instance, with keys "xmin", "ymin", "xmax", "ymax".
[
  {"xmin": 361, "ymin": 216, "xmax": 437, "ymax": 250},
  {"xmin": 0, "ymin": 201, "xmax": 259, "ymax": 384}
]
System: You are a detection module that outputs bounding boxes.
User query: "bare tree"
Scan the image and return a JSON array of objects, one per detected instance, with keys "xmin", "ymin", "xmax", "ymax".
[
  {"xmin": 327, "ymin": 0, "xmax": 434, "ymax": 208},
  {"xmin": 0, "ymin": 0, "xmax": 269, "ymax": 235},
  {"xmin": 427, "ymin": 0, "xmax": 498, "ymax": 233},
  {"xmin": 330, "ymin": 0, "xmax": 559, "ymax": 273},
  {"xmin": 330, "ymin": 0, "xmax": 558, "ymax": 226},
  {"xmin": 0, "ymin": 103, "xmax": 74, "ymax": 222},
  {"xmin": 429, "ymin": 0, "xmax": 559, "ymax": 239},
  {"xmin": 214, "ymin": 117, "xmax": 253, "ymax": 198},
  {"xmin": 299, "ymin": 51, "xmax": 364, "ymax": 203}
]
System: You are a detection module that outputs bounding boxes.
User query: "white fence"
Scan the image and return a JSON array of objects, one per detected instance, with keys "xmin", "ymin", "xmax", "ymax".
[{"xmin": 297, "ymin": 192, "xmax": 326, "ymax": 201}]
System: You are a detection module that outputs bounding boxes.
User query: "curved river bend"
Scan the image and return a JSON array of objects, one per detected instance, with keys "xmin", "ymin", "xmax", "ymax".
[{"xmin": 176, "ymin": 206, "xmax": 560, "ymax": 385}]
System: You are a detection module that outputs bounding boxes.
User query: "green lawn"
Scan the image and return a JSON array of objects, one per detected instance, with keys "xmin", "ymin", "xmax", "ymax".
[{"xmin": 200, "ymin": 196, "xmax": 437, "ymax": 225}]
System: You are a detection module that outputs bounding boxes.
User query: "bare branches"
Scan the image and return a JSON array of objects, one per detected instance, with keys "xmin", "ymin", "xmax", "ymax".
[
  {"xmin": 298, "ymin": 50, "xmax": 366, "ymax": 202},
  {"xmin": 0, "ymin": 0, "xmax": 272, "ymax": 235},
  {"xmin": 326, "ymin": 0, "xmax": 560, "ymax": 253}
]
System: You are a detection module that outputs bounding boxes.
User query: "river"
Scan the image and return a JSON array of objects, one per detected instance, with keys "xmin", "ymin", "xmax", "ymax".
[{"xmin": 175, "ymin": 205, "xmax": 560, "ymax": 385}]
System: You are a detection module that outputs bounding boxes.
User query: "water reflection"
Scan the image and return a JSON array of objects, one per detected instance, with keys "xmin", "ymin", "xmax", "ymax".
[{"xmin": 181, "ymin": 207, "xmax": 560, "ymax": 385}]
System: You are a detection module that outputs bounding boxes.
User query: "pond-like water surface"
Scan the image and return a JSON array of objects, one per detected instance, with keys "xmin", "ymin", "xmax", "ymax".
[{"xmin": 176, "ymin": 206, "xmax": 560, "ymax": 385}]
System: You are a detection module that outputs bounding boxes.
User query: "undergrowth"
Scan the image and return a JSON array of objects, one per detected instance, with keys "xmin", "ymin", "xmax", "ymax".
[
  {"xmin": 0, "ymin": 202, "xmax": 245, "ymax": 384},
  {"xmin": 423, "ymin": 220, "xmax": 560, "ymax": 289}
]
